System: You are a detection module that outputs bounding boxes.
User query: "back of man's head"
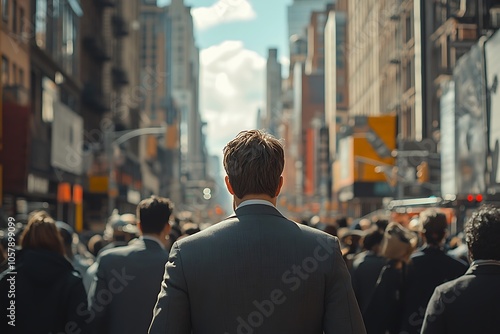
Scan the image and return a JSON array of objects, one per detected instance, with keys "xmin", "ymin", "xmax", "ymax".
[
  {"xmin": 136, "ymin": 196, "xmax": 174, "ymax": 235},
  {"xmin": 363, "ymin": 227, "xmax": 384, "ymax": 252},
  {"xmin": 420, "ymin": 209, "xmax": 448, "ymax": 246},
  {"xmin": 465, "ymin": 205, "xmax": 500, "ymax": 261},
  {"xmin": 223, "ymin": 130, "xmax": 284, "ymax": 198}
]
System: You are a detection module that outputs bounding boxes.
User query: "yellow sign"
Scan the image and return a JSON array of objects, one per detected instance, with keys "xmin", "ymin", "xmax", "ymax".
[{"xmin": 89, "ymin": 176, "xmax": 109, "ymax": 193}]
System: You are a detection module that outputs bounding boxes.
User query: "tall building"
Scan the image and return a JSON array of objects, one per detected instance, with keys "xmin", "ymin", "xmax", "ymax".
[
  {"xmin": 0, "ymin": 0, "xmax": 31, "ymax": 218},
  {"xmin": 347, "ymin": 0, "xmax": 381, "ymax": 117},
  {"xmin": 16, "ymin": 0, "xmax": 84, "ymax": 225},
  {"xmin": 325, "ymin": 1, "xmax": 348, "ymax": 216},
  {"xmin": 288, "ymin": 0, "xmax": 335, "ymax": 41},
  {"xmin": 325, "ymin": 2, "xmax": 348, "ymax": 161},
  {"xmin": 166, "ymin": 0, "xmax": 208, "ymax": 209},
  {"xmin": 106, "ymin": 0, "xmax": 143, "ymax": 214},
  {"xmin": 139, "ymin": 0, "xmax": 181, "ymax": 205},
  {"xmin": 288, "ymin": 0, "xmax": 333, "ymax": 79},
  {"xmin": 265, "ymin": 48, "xmax": 282, "ymax": 137}
]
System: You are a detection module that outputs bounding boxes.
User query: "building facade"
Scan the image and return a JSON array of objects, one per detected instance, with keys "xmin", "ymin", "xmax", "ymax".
[{"xmin": 265, "ymin": 48, "xmax": 282, "ymax": 137}]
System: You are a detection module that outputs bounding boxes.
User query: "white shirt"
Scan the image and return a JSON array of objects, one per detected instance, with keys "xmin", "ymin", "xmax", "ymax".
[{"xmin": 236, "ymin": 199, "xmax": 276, "ymax": 210}]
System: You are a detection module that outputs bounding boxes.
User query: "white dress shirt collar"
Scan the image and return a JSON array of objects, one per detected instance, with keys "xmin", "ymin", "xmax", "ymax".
[{"xmin": 236, "ymin": 199, "xmax": 275, "ymax": 210}]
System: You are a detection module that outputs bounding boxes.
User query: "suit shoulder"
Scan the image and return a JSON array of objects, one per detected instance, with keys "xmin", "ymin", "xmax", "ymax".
[
  {"xmin": 434, "ymin": 273, "xmax": 471, "ymax": 295},
  {"xmin": 297, "ymin": 223, "xmax": 339, "ymax": 240}
]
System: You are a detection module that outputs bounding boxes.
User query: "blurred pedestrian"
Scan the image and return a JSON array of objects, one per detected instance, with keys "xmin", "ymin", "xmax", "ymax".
[
  {"xmin": 0, "ymin": 211, "xmax": 89, "ymax": 333},
  {"xmin": 421, "ymin": 205, "xmax": 500, "ymax": 333},
  {"xmin": 351, "ymin": 227, "xmax": 386, "ymax": 313},
  {"xmin": 400, "ymin": 210, "xmax": 467, "ymax": 333},
  {"xmin": 362, "ymin": 222, "xmax": 417, "ymax": 334},
  {"xmin": 149, "ymin": 130, "xmax": 365, "ymax": 334},
  {"xmin": 88, "ymin": 196, "xmax": 173, "ymax": 334}
]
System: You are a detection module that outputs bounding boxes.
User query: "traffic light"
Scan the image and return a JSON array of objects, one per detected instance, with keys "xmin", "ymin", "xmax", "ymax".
[
  {"xmin": 416, "ymin": 161, "xmax": 429, "ymax": 183},
  {"xmin": 466, "ymin": 194, "xmax": 483, "ymax": 205}
]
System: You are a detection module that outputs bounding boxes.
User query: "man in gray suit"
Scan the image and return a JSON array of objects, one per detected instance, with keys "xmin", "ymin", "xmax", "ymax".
[
  {"xmin": 149, "ymin": 130, "xmax": 365, "ymax": 334},
  {"xmin": 87, "ymin": 196, "xmax": 174, "ymax": 334}
]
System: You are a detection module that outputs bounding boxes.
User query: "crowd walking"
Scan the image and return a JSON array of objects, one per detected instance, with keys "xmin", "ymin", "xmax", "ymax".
[{"xmin": 0, "ymin": 130, "xmax": 499, "ymax": 333}]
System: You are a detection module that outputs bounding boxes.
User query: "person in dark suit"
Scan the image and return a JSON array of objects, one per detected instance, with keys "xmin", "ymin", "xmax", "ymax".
[
  {"xmin": 351, "ymin": 227, "xmax": 386, "ymax": 314},
  {"xmin": 88, "ymin": 197, "xmax": 173, "ymax": 334},
  {"xmin": 0, "ymin": 211, "xmax": 89, "ymax": 334},
  {"xmin": 421, "ymin": 205, "xmax": 500, "ymax": 333},
  {"xmin": 400, "ymin": 210, "xmax": 468, "ymax": 333},
  {"xmin": 149, "ymin": 130, "xmax": 365, "ymax": 334}
]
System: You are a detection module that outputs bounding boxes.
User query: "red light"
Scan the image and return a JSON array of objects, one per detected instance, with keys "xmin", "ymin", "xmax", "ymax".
[
  {"xmin": 476, "ymin": 194, "xmax": 483, "ymax": 202},
  {"xmin": 467, "ymin": 194, "xmax": 474, "ymax": 202}
]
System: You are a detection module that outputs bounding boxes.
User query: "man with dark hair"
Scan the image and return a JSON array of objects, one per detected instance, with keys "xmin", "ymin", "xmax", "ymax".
[
  {"xmin": 88, "ymin": 196, "xmax": 174, "ymax": 334},
  {"xmin": 400, "ymin": 209, "xmax": 468, "ymax": 333},
  {"xmin": 421, "ymin": 205, "xmax": 500, "ymax": 333},
  {"xmin": 149, "ymin": 130, "xmax": 365, "ymax": 334}
]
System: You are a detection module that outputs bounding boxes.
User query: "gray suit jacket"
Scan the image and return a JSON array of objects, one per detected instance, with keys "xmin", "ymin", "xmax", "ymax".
[
  {"xmin": 88, "ymin": 238, "xmax": 169, "ymax": 334},
  {"xmin": 149, "ymin": 204, "xmax": 365, "ymax": 334}
]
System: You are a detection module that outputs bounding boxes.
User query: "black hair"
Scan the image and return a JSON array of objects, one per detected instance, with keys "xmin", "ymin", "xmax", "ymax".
[
  {"xmin": 136, "ymin": 196, "xmax": 174, "ymax": 234},
  {"xmin": 465, "ymin": 205, "xmax": 500, "ymax": 261}
]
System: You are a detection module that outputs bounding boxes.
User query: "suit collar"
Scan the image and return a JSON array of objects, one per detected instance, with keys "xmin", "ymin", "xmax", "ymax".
[
  {"xmin": 466, "ymin": 261, "xmax": 500, "ymax": 276},
  {"xmin": 129, "ymin": 237, "xmax": 165, "ymax": 251},
  {"xmin": 235, "ymin": 203, "xmax": 285, "ymax": 219}
]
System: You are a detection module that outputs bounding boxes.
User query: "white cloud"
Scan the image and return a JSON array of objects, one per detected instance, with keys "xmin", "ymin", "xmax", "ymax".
[
  {"xmin": 192, "ymin": 0, "xmax": 257, "ymax": 30},
  {"xmin": 200, "ymin": 41, "xmax": 266, "ymax": 156},
  {"xmin": 279, "ymin": 56, "xmax": 290, "ymax": 67}
]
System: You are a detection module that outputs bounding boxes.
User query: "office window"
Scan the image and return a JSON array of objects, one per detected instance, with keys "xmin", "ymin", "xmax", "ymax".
[
  {"xmin": 12, "ymin": 63, "xmax": 17, "ymax": 84},
  {"xmin": 35, "ymin": 0, "xmax": 47, "ymax": 49},
  {"xmin": 19, "ymin": 68, "xmax": 24, "ymax": 87},
  {"xmin": 2, "ymin": 0, "xmax": 8, "ymax": 22},
  {"xmin": 1, "ymin": 56, "xmax": 9, "ymax": 85},
  {"xmin": 12, "ymin": 0, "xmax": 16, "ymax": 33},
  {"xmin": 19, "ymin": 7, "xmax": 24, "ymax": 37}
]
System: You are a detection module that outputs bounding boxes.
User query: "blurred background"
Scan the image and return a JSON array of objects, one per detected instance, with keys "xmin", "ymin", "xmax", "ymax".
[{"xmin": 0, "ymin": 0, "xmax": 499, "ymax": 233}]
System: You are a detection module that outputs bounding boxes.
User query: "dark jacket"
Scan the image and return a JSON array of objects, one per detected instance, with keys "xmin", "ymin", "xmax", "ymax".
[
  {"xmin": 421, "ymin": 262, "xmax": 500, "ymax": 333},
  {"xmin": 0, "ymin": 249, "xmax": 89, "ymax": 334},
  {"xmin": 362, "ymin": 259, "xmax": 405, "ymax": 334},
  {"xmin": 351, "ymin": 251, "xmax": 387, "ymax": 313},
  {"xmin": 400, "ymin": 245, "xmax": 468, "ymax": 333},
  {"xmin": 149, "ymin": 204, "xmax": 366, "ymax": 334},
  {"xmin": 88, "ymin": 238, "xmax": 169, "ymax": 334}
]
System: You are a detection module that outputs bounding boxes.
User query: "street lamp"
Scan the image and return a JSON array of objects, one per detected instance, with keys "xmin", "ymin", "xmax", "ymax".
[{"xmin": 105, "ymin": 126, "xmax": 166, "ymax": 216}]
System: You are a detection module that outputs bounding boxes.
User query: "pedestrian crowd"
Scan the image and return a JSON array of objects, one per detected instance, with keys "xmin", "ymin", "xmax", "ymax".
[{"xmin": 0, "ymin": 129, "xmax": 499, "ymax": 333}]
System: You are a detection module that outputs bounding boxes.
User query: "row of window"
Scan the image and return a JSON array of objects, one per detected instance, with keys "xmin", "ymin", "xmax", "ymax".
[
  {"xmin": 1, "ymin": 55, "xmax": 25, "ymax": 87},
  {"xmin": 2, "ymin": 0, "xmax": 26, "ymax": 37}
]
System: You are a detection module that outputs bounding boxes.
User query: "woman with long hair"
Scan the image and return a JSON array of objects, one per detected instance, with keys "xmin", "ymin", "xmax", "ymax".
[{"xmin": 0, "ymin": 211, "xmax": 89, "ymax": 333}]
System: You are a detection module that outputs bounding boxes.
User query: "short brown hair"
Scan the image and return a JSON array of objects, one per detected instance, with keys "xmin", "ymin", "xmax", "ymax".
[
  {"xmin": 223, "ymin": 130, "xmax": 284, "ymax": 198},
  {"xmin": 21, "ymin": 211, "xmax": 65, "ymax": 256}
]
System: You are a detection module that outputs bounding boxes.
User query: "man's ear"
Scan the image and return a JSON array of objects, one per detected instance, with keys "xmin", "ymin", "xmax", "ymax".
[
  {"xmin": 225, "ymin": 175, "xmax": 235, "ymax": 195},
  {"xmin": 137, "ymin": 221, "xmax": 144, "ymax": 234},
  {"xmin": 275, "ymin": 176, "xmax": 284, "ymax": 197},
  {"xmin": 163, "ymin": 221, "xmax": 172, "ymax": 235}
]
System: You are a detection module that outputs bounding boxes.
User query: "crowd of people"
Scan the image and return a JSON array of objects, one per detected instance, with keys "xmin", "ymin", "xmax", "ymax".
[{"xmin": 0, "ymin": 129, "xmax": 499, "ymax": 333}]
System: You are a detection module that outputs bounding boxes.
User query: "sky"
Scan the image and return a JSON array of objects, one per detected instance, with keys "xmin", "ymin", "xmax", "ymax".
[{"xmin": 158, "ymin": 0, "xmax": 291, "ymax": 157}]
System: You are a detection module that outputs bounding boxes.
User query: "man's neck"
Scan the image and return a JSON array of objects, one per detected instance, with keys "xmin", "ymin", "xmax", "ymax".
[
  {"xmin": 142, "ymin": 233, "xmax": 167, "ymax": 248},
  {"xmin": 234, "ymin": 194, "xmax": 277, "ymax": 209}
]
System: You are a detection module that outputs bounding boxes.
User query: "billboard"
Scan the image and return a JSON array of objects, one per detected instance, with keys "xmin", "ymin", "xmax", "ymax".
[
  {"xmin": 333, "ymin": 115, "xmax": 396, "ymax": 198},
  {"xmin": 454, "ymin": 44, "xmax": 487, "ymax": 195},
  {"xmin": 440, "ymin": 80, "xmax": 456, "ymax": 196},
  {"xmin": 485, "ymin": 30, "xmax": 500, "ymax": 187},
  {"xmin": 51, "ymin": 101, "xmax": 84, "ymax": 175}
]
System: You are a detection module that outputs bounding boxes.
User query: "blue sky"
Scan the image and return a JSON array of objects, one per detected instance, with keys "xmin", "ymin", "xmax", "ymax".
[
  {"xmin": 159, "ymin": 0, "xmax": 291, "ymax": 60},
  {"xmin": 157, "ymin": 0, "xmax": 292, "ymax": 158}
]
